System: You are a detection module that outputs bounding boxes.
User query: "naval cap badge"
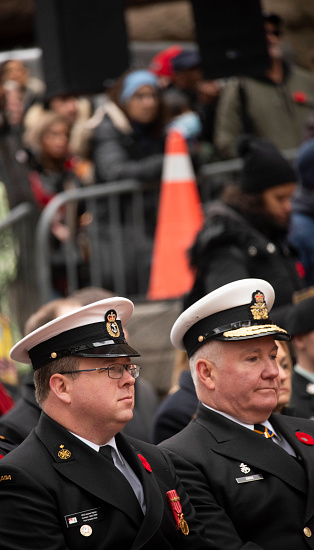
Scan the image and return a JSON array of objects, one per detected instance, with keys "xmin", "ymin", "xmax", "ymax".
[
  {"xmin": 105, "ymin": 310, "xmax": 120, "ymax": 338},
  {"xmin": 250, "ymin": 290, "xmax": 269, "ymax": 320}
]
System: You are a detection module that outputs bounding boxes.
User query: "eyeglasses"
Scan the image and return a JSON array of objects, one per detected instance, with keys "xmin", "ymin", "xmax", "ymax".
[{"xmin": 61, "ymin": 363, "xmax": 141, "ymax": 379}]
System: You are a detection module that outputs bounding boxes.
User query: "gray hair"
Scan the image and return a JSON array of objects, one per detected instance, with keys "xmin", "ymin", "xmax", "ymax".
[{"xmin": 189, "ymin": 340, "xmax": 223, "ymax": 389}]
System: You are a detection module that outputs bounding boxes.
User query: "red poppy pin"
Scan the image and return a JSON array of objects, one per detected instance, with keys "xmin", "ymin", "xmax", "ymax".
[
  {"xmin": 138, "ymin": 454, "xmax": 152, "ymax": 472},
  {"xmin": 295, "ymin": 261, "xmax": 306, "ymax": 279},
  {"xmin": 292, "ymin": 91, "xmax": 307, "ymax": 104},
  {"xmin": 296, "ymin": 432, "xmax": 314, "ymax": 445}
]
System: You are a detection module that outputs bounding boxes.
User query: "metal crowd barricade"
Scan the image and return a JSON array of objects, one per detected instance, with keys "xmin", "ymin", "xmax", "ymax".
[
  {"xmin": 0, "ymin": 147, "xmax": 300, "ymax": 323},
  {"xmin": 0, "ymin": 201, "xmax": 39, "ymax": 332},
  {"xmin": 35, "ymin": 179, "xmax": 145, "ymax": 305},
  {"xmin": 198, "ymin": 148, "xmax": 298, "ymax": 201}
]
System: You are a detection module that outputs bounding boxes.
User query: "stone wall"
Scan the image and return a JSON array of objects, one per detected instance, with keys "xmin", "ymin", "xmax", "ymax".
[
  {"xmin": 1, "ymin": 1, "xmax": 314, "ymax": 72},
  {"xmin": 126, "ymin": 0, "xmax": 314, "ymax": 72}
]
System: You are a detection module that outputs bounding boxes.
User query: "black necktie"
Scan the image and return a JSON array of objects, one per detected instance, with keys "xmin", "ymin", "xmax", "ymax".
[
  {"xmin": 99, "ymin": 445, "xmax": 114, "ymax": 463},
  {"xmin": 254, "ymin": 424, "xmax": 274, "ymax": 439}
]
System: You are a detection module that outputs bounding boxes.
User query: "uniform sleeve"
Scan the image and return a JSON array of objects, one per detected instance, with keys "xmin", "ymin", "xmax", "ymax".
[
  {"xmin": 0, "ymin": 464, "xmax": 69, "ymax": 550},
  {"xmin": 162, "ymin": 448, "xmax": 264, "ymax": 550},
  {"xmin": 157, "ymin": 447, "xmax": 220, "ymax": 550}
]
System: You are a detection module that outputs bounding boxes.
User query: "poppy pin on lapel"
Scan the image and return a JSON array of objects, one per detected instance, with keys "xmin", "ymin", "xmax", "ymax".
[
  {"xmin": 138, "ymin": 454, "xmax": 152, "ymax": 472},
  {"xmin": 296, "ymin": 432, "xmax": 314, "ymax": 445}
]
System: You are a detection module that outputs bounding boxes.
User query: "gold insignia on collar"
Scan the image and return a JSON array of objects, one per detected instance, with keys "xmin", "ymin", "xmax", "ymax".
[
  {"xmin": 58, "ymin": 444, "xmax": 71, "ymax": 460},
  {"xmin": 250, "ymin": 291, "xmax": 269, "ymax": 320}
]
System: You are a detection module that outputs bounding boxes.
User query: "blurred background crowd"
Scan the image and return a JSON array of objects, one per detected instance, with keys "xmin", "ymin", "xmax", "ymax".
[{"xmin": 1, "ymin": 0, "xmax": 314, "ymax": 446}]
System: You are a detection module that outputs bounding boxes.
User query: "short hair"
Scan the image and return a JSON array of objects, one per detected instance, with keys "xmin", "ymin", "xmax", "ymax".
[
  {"xmin": 25, "ymin": 298, "xmax": 81, "ymax": 406},
  {"xmin": 189, "ymin": 340, "xmax": 222, "ymax": 387},
  {"xmin": 69, "ymin": 286, "xmax": 115, "ymax": 307},
  {"xmin": 24, "ymin": 298, "xmax": 79, "ymax": 335},
  {"xmin": 34, "ymin": 355, "xmax": 80, "ymax": 407}
]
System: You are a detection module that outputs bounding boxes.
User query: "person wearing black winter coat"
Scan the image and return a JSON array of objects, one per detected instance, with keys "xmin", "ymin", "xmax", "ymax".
[
  {"xmin": 151, "ymin": 370, "xmax": 198, "ymax": 445},
  {"xmin": 184, "ymin": 136, "xmax": 305, "ymax": 328}
]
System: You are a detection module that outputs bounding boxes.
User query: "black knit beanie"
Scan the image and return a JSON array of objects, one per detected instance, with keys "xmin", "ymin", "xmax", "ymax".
[
  {"xmin": 286, "ymin": 297, "xmax": 314, "ymax": 337},
  {"xmin": 237, "ymin": 135, "xmax": 296, "ymax": 194}
]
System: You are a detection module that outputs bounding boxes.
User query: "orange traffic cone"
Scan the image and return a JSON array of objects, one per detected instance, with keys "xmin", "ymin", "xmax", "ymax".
[{"xmin": 147, "ymin": 129, "xmax": 204, "ymax": 300}]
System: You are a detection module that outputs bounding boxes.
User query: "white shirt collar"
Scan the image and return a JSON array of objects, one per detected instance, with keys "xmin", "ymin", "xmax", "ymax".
[
  {"xmin": 69, "ymin": 433, "xmax": 124, "ymax": 463},
  {"xmin": 294, "ymin": 364, "xmax": 314, "ymax": 383},
  {"xmin": 202, "ymin": 403, "xmax": 276, "ymax": 435}
]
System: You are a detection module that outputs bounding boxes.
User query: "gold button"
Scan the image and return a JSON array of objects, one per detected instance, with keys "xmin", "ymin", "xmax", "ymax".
[
  {"xmin": 304, "ymin": 527, "xmax": 312, "ymax": 538},
  {"xmin": 51, "ymin": 352, "xmax": 57, "ymax": 359},
  {"xmin": 198, "ymin": 335, "xmax": 204, "ymax": 342}
]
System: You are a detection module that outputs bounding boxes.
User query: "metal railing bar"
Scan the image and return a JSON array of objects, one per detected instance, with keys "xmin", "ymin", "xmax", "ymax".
[
  {"xmin": 0, "ymin": 202, "xmax": 35, "ymax": 231},
  {"xmin": 199, "ymin": 148, "xmax": 298, "ymax": 177},
  {"xmin": 35, "ymin": 180, "xmax": 142, "ymax": 304}
]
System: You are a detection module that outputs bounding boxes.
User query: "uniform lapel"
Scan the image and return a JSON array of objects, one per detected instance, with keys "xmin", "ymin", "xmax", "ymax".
[
  {"xmin": 196, "ymin": 405, "xmax": 307, "ymax": 494},
  {"xmin": 270, "ymin": 413, "xmax": 314, "ymax": 520},
  {"xmin": 36, "ymin": 413, "xmax": 143, "ymax": 526},
  {"xmin": 116, "ymin": 436, "xmax": 165, "ymax": 550}
]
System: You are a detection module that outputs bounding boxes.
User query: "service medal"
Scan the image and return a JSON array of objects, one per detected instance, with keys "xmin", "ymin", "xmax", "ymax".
[
  {"xmin": 166, "ymin": 490, "xmax": 189, "ymax": 536},
  {"xmin": 179, "ymin": 515, "xmax": 190, "ymax": 535}
]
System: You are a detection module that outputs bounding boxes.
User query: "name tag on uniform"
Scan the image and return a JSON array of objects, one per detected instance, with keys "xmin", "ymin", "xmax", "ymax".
[
  {"xmin": 65, "ymin": 507, "xmax": 104, "ymax": 528},
  {"xmin": 236, "ymin": 474, "xmax": 264, "ymax": 484}
]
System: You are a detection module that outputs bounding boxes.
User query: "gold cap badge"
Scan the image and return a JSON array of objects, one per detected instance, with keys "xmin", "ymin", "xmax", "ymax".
[{"xmin": 250, "ymin": 291, "xmax": 269, "ymax": 320}]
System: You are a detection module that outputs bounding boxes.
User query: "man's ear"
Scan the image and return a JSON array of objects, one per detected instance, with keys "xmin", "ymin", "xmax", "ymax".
[
  {"xmin": 49, "ymin": 373, "xmax": 72, "ymax": 404},
  {"xmin": 196, "ymin": 359, "xmax": 216, "ymax": 390}
]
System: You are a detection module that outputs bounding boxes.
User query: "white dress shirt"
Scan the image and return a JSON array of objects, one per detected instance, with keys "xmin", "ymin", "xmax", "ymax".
[{"xmin": 202, "ymin": 404, "xmax": 297, "ymax": 457}]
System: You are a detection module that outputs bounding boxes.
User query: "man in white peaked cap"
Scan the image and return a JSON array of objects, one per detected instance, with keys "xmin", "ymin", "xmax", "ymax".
[
  {"xmin": 0, "ymin": 297, "xmax": 217, "ymax": 550},
  {"xmin": 161, "ymin": 279, "xmax": 314, "ymax": 550}
]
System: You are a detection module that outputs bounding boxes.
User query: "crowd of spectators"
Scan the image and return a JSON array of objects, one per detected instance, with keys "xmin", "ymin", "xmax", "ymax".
[
  {"xmin": 2, "ymin": 9, "xmax": 314, "ymax": 547},
  {"xmin": 0, "ymin": 11, "xmax": 313, "ymax": 301},
  {"xmin": 0, "ymin": 13, "xmax": 313, "ymax": 403}
]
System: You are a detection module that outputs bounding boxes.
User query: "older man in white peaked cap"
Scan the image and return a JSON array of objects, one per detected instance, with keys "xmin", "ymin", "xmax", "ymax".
[
  {"xmin": 161, "ymin": 278, "xmax": 314, "ymax": 550},
  {"xmin": 0, "ymin": 297, "xmax": 218, "ymax": 550}
]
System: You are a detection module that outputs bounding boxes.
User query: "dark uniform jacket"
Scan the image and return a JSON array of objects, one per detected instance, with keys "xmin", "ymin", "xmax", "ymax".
[
  {"xmin": 0, "ymin": 412, "xmax": 215, "ymax": 550},
  {"xmin": 291, "ymin": 369, "xmax": 314, "ymax": 420},
  {"xmin": 151, "ymin": 371, "xmax": 198, "ymax": 444},
  {"xmin": 161, "ymin": 403, "xmax": 314, "ymax": 550},
  {"xmin": 0, "ymin": 374, "xmax": 40, "ymax": 444}
]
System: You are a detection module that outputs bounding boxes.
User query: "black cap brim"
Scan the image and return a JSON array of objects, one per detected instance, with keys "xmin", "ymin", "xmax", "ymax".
[{"xmin": 71, "ymin": 342, "xmax": 140, "ymax": 358}]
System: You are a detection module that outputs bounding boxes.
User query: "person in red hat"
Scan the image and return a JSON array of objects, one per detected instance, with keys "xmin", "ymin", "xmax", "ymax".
[{"xmin": 149, "ymin": 45, "xmax": 183, "ymax": 89}]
